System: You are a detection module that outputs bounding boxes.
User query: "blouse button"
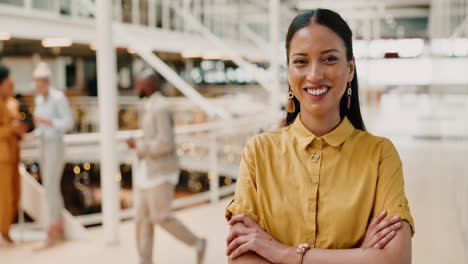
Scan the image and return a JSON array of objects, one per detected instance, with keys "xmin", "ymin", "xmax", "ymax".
[
  {"xmin": 309, "ymin": 239, "xmax": 315, "ymax": 245},
  {"xmin": 310, "ymin": 153, "xmax": 320, "ymax": 162},
  {"xmin": 313, "ymin": 178, "xmax": 319, "ymax": 184}
]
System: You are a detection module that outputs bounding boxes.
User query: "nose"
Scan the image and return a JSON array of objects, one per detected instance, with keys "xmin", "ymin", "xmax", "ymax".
[{"xmin": 305, "ymin": 62, "xmax": 325, "ymax": 83}]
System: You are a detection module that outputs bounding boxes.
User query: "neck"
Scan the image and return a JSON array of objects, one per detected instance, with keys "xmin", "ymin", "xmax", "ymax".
[{"xmin": 300, "ymin": 111, "xmax": 341, "ymax": 137}]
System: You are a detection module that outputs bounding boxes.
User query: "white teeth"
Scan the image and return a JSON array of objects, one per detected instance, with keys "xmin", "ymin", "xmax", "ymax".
[{"xmin": 307, "ymin": 88, "xmax": 328, "ymax": 96}]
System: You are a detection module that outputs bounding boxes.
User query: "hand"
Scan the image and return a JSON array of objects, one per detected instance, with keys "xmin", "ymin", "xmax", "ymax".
[
  {"xmin": 126, "ymin": 138, "xmax": 136, "ymax": 149},
  {"xmin": 360, "ymin": 210, "xmax": 402, "ymax": 249},
  {"xmin": 226, "ymin": 214, "xmax": 289, "ymax": 263},
  {"xmin": 34, "ymin": 116, "xmax": 53, "ymax": 127},
  {"xmin": 11, "ymin": 120, "xmax": 28, "ymax": 136}
]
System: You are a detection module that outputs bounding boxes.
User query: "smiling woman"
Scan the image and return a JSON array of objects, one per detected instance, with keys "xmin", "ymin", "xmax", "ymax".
[{"xmin": 225, "ymin": 9, "xmax": 414, "ymax": 264}]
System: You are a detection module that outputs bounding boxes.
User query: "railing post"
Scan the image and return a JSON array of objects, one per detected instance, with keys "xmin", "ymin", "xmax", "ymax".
[
  {"xmin": 162, "ymin": 0, "xmax": 170, "ymax": 30},
  {"xmin": 209, "ymin": 132, "xmax": 219, "ymax": 203},
  {"xmin": 114, "ymin": 0, "xmax": 123, "ymax": 22},
  {"xmin": 24, "ymin": 0, "xmax": 32, "ymax": 11},
  {"xmin": 132, "ymin": 0, "xmax": 140, "ymax": 25},
  {"xmin": 53, "ymin": 0, "xmax": 60, "ymax": 15},
  {"xmin": 269, "ymin": 0, "xmax": 281, "ymax": 114},
  {"xmin": 148, "ymin": 0, "xmax": 156, "ymax": 28}
]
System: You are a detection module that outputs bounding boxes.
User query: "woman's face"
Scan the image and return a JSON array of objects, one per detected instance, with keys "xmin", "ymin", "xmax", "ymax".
[
  {"xmin": 288, "ymin": 23, "xmax": 354, "ymax": 119},
  {"xmin": 0, "ymin": 77, "xmax": 13, "ymax": 99}
]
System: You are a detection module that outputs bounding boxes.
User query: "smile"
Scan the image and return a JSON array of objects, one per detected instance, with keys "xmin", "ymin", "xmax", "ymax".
[{"xmin": 304, "ymin": 86, "xmax": 330, "ymax": 96}]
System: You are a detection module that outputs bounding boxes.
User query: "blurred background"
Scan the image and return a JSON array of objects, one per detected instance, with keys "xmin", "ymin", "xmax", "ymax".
[{"xmin": 0, "ymin": 0, "xmax": 467, "ymax": 263}]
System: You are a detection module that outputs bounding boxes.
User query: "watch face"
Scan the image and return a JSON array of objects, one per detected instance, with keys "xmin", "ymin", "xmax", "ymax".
[{"xmin": 299, "ymin": 243, "xmax": 309, "ymax": 249}]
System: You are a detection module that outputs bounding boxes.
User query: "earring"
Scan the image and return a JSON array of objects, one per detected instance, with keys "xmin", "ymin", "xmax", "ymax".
[
  {"xmin": 346, "ymin": 82, "xmax": 352, "ymax": 110},
  {"xmin": 287, "ymin": 91, "xmax": 296, "ymax": 113}
]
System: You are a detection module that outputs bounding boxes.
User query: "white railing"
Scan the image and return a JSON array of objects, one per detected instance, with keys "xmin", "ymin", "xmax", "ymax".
[
  {"xmin": 0, "ymin": 0, "xmax": 269, "ymax": 43},
  {"xmin": 20, "ymin": 112, "xmax": 282, "ymax": 226}
]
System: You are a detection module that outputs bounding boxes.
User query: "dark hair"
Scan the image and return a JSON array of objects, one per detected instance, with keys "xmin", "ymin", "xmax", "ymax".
[
  {"xmin": 284, "ymin": 9, "xmax": 366, "ymax": 131},
  {"xmin": 0, "ymin": 64, "xmax": 10, "ymax": 86}
]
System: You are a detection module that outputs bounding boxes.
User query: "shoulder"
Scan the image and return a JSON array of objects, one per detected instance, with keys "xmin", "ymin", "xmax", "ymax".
[
  {"xmin": 351, "ymin": 130, "xmax": 400, "ymax": 159},
  {"xmin": 243, "ymin": 127, "xmax": 286, "ymax": 155}
]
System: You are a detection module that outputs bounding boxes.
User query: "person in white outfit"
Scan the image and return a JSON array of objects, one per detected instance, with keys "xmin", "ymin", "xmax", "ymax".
[
  {"xmin": 32, "ymin": 62, "xmax": 73, "ymax": 249},
  {"xmin": 127, "ymin": 69, "xmax": 206, "ymax": 264}
]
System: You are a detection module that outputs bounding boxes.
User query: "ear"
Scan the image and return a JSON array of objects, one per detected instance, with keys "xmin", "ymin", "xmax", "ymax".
[{"xmin": 348, "ymin": 57, "xmax": 355, "ymax": 83}]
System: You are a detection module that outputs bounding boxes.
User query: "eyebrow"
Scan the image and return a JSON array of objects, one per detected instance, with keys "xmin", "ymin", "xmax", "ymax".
[{"xmin": 292, "ymin": 49, "xmax": 340, "ymax": 56}]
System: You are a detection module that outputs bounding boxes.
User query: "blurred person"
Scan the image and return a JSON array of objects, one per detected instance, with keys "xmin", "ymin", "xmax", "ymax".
[
  {"xmin": 31, "ymin": 62, "xmax": 73, "ymax": 249},
  {"xmin": 225, "ymin": 9, "xmax": 414, "ymax": 264},
  {"xmin": 0, "ymin": 64, "xmax": 27, "ymax": 246},
  {"xmin": 127, "ymin": 69, "xmax": 206, "ymax": 264}
]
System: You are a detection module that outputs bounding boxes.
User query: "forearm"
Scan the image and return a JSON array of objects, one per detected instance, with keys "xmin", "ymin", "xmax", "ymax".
[
  {"xmin": 229, "ymin": 252, "xmax": 272, "ymax": 264},
  {"xmin": 301, "ymin": 247, "xmax": 405, "ymax": 264},
  {"xmin": 296, "ymin": 223, "xmax": 411, "ymax": 264}
]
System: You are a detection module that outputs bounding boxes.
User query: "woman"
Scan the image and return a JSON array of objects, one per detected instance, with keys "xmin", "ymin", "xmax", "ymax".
[
  {"xmin": 225, "ymin": 9, "xmax": 414, "ymax": 264},
  {"xmin": 0, "ymin": 64, "xmax": 27, "ymax": 246}
]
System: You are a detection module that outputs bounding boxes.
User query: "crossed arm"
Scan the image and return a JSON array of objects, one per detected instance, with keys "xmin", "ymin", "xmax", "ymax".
[{"xmin": 226, "ymin": 213, "xmax": 411, "ymax": 264}]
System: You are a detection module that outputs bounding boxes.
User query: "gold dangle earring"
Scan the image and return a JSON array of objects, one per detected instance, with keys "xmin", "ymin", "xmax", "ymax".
[
  {"xmin": 287, "ymin": 91, "xmax": 296, "ymax": 113},
  {"xmin": 346, "ymin": 82, "xmax": 352, "ymax": 110}
]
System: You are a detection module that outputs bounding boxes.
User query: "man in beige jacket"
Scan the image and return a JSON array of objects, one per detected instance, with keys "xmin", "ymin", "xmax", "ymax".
[{"xmin": 127, "ymin": 69, "xmax": 206, "ymax": 264}]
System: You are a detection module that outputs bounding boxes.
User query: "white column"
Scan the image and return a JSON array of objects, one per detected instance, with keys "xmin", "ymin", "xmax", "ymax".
[
  {"xmin": 96, "ymin": 0, "xmax": 120, "ymax": 245},
  {"xmin": 269, "ymin": 0, "xmax": 281, "ymax": 114}
]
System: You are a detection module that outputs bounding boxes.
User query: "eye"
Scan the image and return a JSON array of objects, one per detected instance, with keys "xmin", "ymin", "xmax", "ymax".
[
  {"xmin": 293, "ymin": 59, "xmax": 307, "ymax": 65},
  {"xmin": 323, "ymin": 56, "xmax": 338, "ymax": 63}
]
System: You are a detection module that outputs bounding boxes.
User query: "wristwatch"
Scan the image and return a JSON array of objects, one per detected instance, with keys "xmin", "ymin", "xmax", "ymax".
[{"xmin": 296, "ymin": 243, "xmax": 310, "ymax": 264}]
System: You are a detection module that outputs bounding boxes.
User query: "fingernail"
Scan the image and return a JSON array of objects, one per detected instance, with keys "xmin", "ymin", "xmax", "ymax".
[
  {"xmin": 391, "ymin": 231, "xmax": 396, "ymax": 235},
  {"xmin": 392, "ymin": 216, "xmax": 400, "ymax": 220},
  {"xmin": 381, "ymin": 210, "xmax": 387, "ymax": 215},
  {"xmin": 395, "ymin": 222, "xmax": 402, "ymax": 226}
]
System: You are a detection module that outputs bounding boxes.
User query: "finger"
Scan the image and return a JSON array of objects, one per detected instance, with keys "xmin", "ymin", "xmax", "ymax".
[
  {"xmin": 229, "ymin": 241, "xmax": 253, "ymax": 260},
  {"xmin": 369, "ymin": 210, "xmax": 387, "ymax": 230},
  {"xmin": 228, "ymin": 214, "xmax": 247, "ymax": 226},
  {"xmin": 373, "ymin": 230, "xmax": 396, "ymax": 249},
  {"xmin": 229, "ymin": 214, "xmax": 257, "ymax": 228},
  {"xmin": 226, "ymin": 235, "xmax": 249, "ymax": 256},
  {"xmin": 369, "ymin": 221, "xmax": 402, "ymax": 247},
  {"xmin": 226, "ymin": 225, "xmax": 250, "ymax": 246},
  {"xmin": 374, "ymin": 215, "xmax": 400, "ymax": 234}
]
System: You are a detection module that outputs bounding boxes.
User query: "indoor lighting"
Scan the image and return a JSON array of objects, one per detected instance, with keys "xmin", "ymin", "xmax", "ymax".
[
  {"xmin": 127, "ymin": 47, "xmax": 137, "ymax": 54},
  {"xmin": 0, "ymin": 32, "xmax": 11, "ymax": 41},
  {"xmin": 42, "ymin": 37, "xmax": 72, "ymax": 48},
  {"xmin": 89, "ymin": 43, "xmax": 97, "ymax": 51}
]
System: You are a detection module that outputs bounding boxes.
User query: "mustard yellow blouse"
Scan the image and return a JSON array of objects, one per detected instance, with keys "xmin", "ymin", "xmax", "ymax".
[{"xmin": 226, "ymin": 115, "xmax": 414, "ymax": 249}]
